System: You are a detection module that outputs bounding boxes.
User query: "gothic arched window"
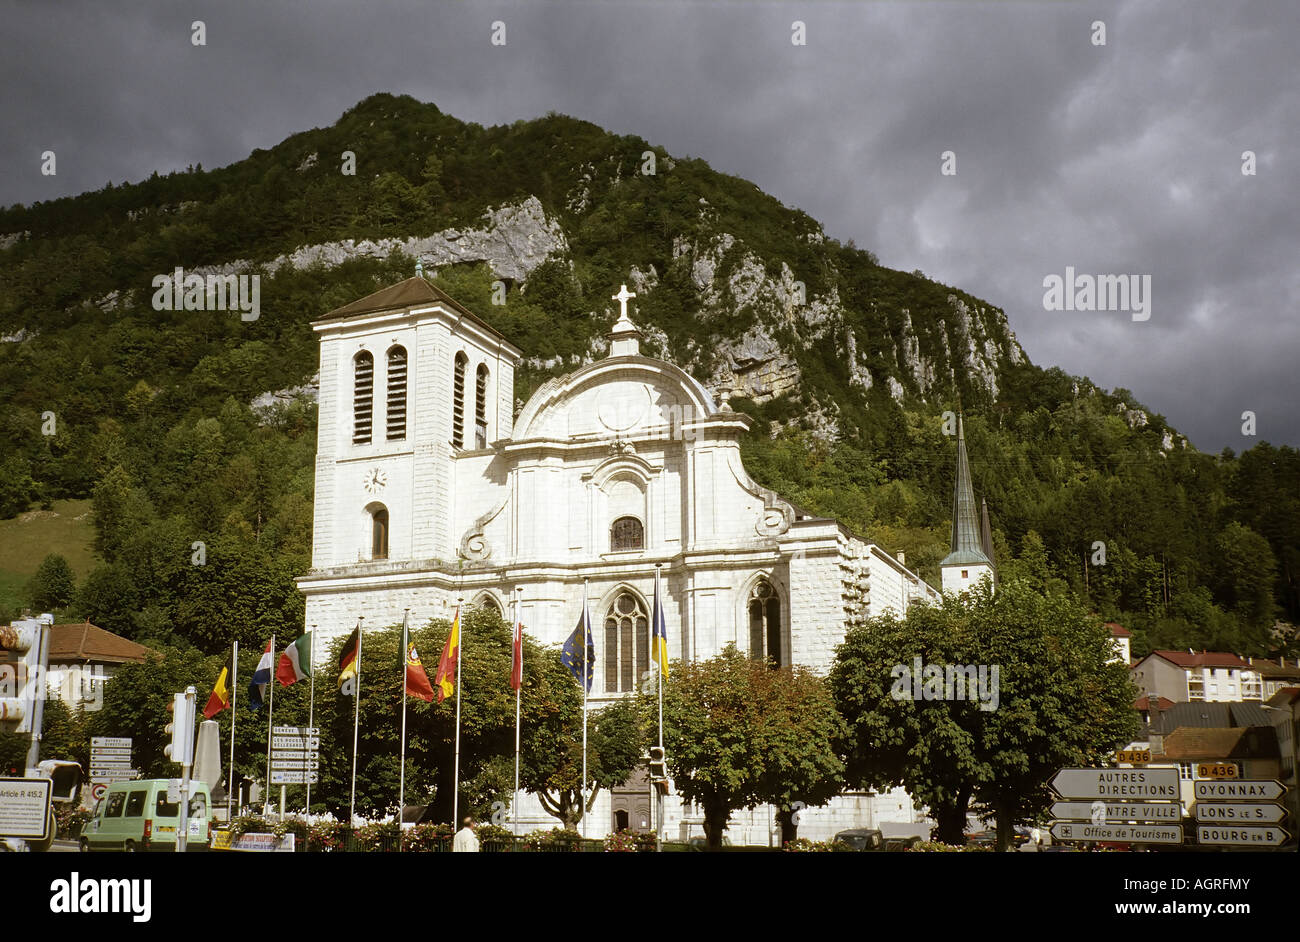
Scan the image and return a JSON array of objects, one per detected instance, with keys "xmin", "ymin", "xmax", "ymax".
[
  {"xmin": 748, "ymin": 580, "xmax": 782, "ymax": 667},
  {"xmin": 452, "ymin": 352, "xmax": 468, "ymax": 448},
  {"xmin": 353, "ymin": 351, "xmax": 374, "ymax": 445},
  {"xmin": 370, "ymin": 506, "xmax": 389, "ymax": 560},
  {"xmin": 386, "ymin": 346, "xmax": 407, "ymax": 441},
  {"xmin": 475, "ymin": 364, "xmax": 490, "ymax": 448},
  {"xmin": 474, "ymin": 594, "xmax": 502, "ymax": 618},
  {"xmin": 604, "ymin": 591, "xmax": 649, "ymax": 693},
  {"xmin": 611, "ymin": 516, "xmax": 644, "ymax": 552}
]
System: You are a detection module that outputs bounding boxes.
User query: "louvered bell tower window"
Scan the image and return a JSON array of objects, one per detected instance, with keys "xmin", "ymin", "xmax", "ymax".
[
  {"xmin": 475, "ymin": 363, "xmax": 489, "ymax": 448},
  {"xmin": 353, "ymin": 351, "xmax": 374, "ymax": 445},
  {"xmin": 452, "ymin": 352, "xmax": 467, "ymax": 448},
  {"xmin": 386, "ymin": 346, "xmax": 407, "ymax": 441}
]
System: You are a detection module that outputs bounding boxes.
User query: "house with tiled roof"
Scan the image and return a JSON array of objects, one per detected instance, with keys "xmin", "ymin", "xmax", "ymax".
[
  {"xmin": 44, "ymin": 620, "xmax": 151, "ymax": 711},
  {"xmin": 1105, "ymin": 622, "xmax": 1132, "ymax": 665},
  {"xmin": 1130, "ymin": 649, "xmax": 1264, "ymax": 704},
  {"xmin": 1245, "ymin": 656, "xmax": 1300, "ymax": 700}
]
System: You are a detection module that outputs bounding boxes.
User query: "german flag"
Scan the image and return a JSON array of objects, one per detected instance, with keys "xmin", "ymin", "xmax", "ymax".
[
  {"xmin": 338, "ymin": 625, "xmax": 360, "ymax": 696},
  {"xmin": 203, "ymin": 664, "xmax": 231, "ymax": 719}
]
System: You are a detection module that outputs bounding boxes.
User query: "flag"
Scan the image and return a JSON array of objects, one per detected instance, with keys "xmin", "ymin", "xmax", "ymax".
[
  {"xmin": 652, "ymin": 572, "xmax": 669, "ymax": 679},
  {"xmin": 405, "ymin": 642, "xmax": 435, "ymax": 702},
  {"xmin": 277, "ymin": 632, "xmax": 313, "ymax": 686},
  {"xmin": 248, "ymin": 641, "xmax": 273, "ymax": 710},
  {"xmin": 203, "ymin": 665, "xmax": 231, "ymax": 719},
  {"xmin": 338, "ymin": 626, "xmax": 360, "ymax": 697},
  {"xmin": 561, "ymin": 599, "xmax": 595, "ymax": 693},
  {"xmin": 510, "ymin": 614, "xmax": 523, "ymax": 692},
  {"xmin": 434, "ymin": 609, "xmax": 460, "ymax": 703}
]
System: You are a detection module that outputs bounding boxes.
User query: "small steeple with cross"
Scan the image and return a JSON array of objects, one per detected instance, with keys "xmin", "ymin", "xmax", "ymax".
[{"xmin": 607, "ymin": 282, "xmax": 642, "ymax": 357}]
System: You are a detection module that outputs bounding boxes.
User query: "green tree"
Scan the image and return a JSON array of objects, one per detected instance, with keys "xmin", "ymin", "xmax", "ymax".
[
  {"xmin": 657, "ymin": 644, "xmax": 846, "ymax": 850},
  {"xmin": 831, "ymin": 580, "xmax": 1138, "ymax": 850},
  {"xmin": 28, "ymin": 553, "xmax": 76, "ymax": 611}
]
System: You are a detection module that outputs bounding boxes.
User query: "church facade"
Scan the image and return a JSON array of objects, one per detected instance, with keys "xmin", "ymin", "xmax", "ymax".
[{"xmin": 297, "ymin": 274, "xmax": 957, "ymax": 843}]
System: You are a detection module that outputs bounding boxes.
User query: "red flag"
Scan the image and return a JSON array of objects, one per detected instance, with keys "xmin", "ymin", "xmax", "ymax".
[
  {"xmin": 510, "ymin": 617, "xmax": 523, "ymax": 691},
  {"xmin": 405, "ymin": 642, "xmax": 435, "ymax": 702},
  {"xmin": 434, "ymin": 608, "xmax": 460, "ymax": 703}
]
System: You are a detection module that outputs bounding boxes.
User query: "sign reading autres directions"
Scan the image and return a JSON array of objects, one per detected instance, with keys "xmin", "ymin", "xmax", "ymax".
[{"xmin": 1049, "ymin": 767, "xmax": 1180, "ymax": 800}]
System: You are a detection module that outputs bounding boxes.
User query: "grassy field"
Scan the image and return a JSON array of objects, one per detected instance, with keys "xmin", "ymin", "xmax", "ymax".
[{"xmin": 0, "ymin": 498, "xmax": 98, "ymax": 614}]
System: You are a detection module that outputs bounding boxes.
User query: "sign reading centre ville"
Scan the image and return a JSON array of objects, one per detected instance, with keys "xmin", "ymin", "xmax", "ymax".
[{"xmin": 1049, "ymin": 768, "xmax": 1180, "ymax": 800}]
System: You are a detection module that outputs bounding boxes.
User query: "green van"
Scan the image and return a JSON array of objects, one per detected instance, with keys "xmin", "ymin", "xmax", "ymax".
[{"xmin": 80, "ymin": 779, "xmax": 212, "ymax": 852}]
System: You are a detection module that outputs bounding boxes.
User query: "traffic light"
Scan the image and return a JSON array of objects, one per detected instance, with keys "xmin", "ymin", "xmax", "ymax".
[
  {"xmin": 163, "ymin": 692, "xmax": 195, "ymax": 765},
  {"xmin": 648, "ymin": 745, "xmax": 668, "ymax": 781}
]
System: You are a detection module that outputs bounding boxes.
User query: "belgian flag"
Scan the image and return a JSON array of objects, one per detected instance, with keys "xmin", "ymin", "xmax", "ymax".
[
  {"xmin": 338, "ymin": 626, "xmax": 360, "ymax": 697},
  {"xmin": 203, "ymin": 662, "xmax": 232, "ymax": 719}
]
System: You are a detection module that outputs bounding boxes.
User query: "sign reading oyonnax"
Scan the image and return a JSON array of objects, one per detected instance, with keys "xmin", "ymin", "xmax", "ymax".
[
  {"xmin": 1050, "ymin": 801, "xmax": 1180, "ymax": 821},
  {"xmin": 1050, "ymin": 768, "xmax": 1180, "ymax": 799},
  {"xmin": 1193, "ymin": 780, "xmax": 1284, "ymax": 801},
  {"xmin": 1049, "ymin": 822, "xmax": 1182, "ymax": 844}
]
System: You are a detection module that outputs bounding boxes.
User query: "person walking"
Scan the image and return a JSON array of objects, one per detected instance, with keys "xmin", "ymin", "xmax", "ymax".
[{"xmin": 453, "ymin": 816, "xmax": 479, "ymax": 852}]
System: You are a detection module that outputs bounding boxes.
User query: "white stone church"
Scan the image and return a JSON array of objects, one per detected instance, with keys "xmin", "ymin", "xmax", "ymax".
[{"xmin": 297, "ymin": 273, "xmax": 994, "ymax": 844}]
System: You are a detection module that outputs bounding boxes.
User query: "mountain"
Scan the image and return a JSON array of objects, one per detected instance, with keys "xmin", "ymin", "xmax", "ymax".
[{"xmin": 0, "ymin": 93, "xmax": 1295, "ymax": 658}]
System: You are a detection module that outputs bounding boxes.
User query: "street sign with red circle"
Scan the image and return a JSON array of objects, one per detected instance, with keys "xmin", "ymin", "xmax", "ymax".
[{"xmin": 89, "ymin": 782, "xmax": 107, "ymax": 802}]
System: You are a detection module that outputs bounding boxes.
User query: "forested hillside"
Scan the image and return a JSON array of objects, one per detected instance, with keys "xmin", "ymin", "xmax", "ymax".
[{"xmin": 1, "ymin": 93, "xmax": 1295, "ymax": 660}]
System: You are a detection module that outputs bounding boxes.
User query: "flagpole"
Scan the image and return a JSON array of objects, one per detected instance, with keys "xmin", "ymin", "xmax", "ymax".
[
  {"xmin": 306, "ymin": 626, "xmax": 316, "ymax": 817},
  {"xmin": 581, "ymin": 578, "xmax": 589, "ymax": 841},
  {"xmin": 265, "ymin": 633, "xmax": 275, "ymax": 816},
  {"xmin": 349, "ymin": 617, "xmax": 363, "ymax": 826},
  {"xmin": 452, "ymin": 598, "xmax": 463, "ymax": 829},
  {"xmin": 656, "ymin": 566, "xmax": 664, "ymax": 752},
  {"xmin": 399, "ymin": 609, "xmax": 410, "ymax": 852},
  {"xmin": 227, "ymin": 640, "xmax": 238, "ymax": 821},
  {"xmin": 512, "ymin": 587, "xmax": 521, "ymax": 837}
]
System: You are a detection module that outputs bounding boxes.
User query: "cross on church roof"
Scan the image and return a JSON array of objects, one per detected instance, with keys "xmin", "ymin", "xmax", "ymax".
[{"xmin": 612, "ymin": 284, "xmax": 636, "ymax": 319}]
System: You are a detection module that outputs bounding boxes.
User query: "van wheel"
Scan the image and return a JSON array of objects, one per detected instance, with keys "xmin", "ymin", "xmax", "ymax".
[
  {"xmin": 123, "ymin": 840, "xmax": 137, "ymax": 853},
  {"xmin": 79, "ymin": 838, "xmax": 91, "ymax": 853}
]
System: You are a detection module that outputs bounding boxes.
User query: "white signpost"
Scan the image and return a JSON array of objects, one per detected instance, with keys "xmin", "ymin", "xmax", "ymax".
[
  {"xmin": 1192, "ymin": 780, "xmax": 1284, "ymax": 802},
  {"xmin": 269, "ymin": 726, "xmax": 319, "ymax": 787},
  {"xmin": 1050, "ymin": 800, "xmax": 1181, "ymax": 822},
  {"xmin": 1193, "ymin": 803, "xmax": 1286, "ymax": 824},
  {"xmin": 1049, "ymin": 767, "xmax": 1180, "ymax": 800},
  {"xmin": 89, "ymin": 736, "xmax": 136, "ymax": 785},
  {"xmin": 1050, "ymin": 822, "xmax": 1182, "ymax": 844},
  {"xmin": 1196, "ymin": 825, "xmax": 1289, "ymax": 847}
]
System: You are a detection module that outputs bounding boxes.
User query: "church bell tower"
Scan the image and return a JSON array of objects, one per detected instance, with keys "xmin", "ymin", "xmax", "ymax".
[{"xmin": 940, "ymin": 415, "xmax": 996, "ymax": 594}]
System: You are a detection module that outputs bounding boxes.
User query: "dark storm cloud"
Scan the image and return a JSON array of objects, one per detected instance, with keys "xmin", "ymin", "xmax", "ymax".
[{"xmin": 2, "ymin": 0, "xmax": 1296, "ymax": 451}]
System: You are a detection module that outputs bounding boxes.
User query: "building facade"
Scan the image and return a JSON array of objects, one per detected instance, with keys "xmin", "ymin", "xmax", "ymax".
[{"xmin": 298, "ymin": 275, "xmax": 949, "ymax": 842}]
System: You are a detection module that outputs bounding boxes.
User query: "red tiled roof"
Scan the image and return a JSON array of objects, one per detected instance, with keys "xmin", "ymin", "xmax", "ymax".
[
  {"xmin": 1245, "ymin": 657, "xmax": 1300, "ymax": 678},
  {"xmin": 1106, "ymin": 622, "xmax": 1132, "ymax": 637},
  {"xmin": 1149, "ymin": 650, "xmax": 1251, "ymax": 669},
  {"xmin": 1158, "ymin": 726, "xmax": 1279, "ymax": 760},
  {"xmin": 1134, "ymin": 695, "xmax": 1176, "ymax": 711},
  {"xmin": 47, "ymin": 621, "xmax": 151, "ymax": 665}
]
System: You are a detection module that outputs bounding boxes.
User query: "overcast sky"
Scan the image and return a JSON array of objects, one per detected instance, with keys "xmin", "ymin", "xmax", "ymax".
[{"xmin": 3, "ymin": 0, "xmax": 1296, "ymax": 452}]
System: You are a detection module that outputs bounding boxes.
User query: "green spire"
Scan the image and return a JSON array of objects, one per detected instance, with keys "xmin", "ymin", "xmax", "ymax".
[{"xmin": 941, "ymin": 414, "xmax": 992, "ymax": 568}]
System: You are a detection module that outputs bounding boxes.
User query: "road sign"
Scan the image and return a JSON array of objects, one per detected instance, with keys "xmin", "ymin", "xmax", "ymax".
[
  {"xmin": 1049, "ymin": 767, "xmax": 1180, "ymax": 800},
  {"xmin": 90, "ymin": 737, "xmax": 132, "ymax": 749},
  {"xmin": 89, "ymin": 772, "xmax": 136, "ymax": 784},
  {"xmin": 1197, "ymin": 762, "xmax": 1239, "ymax": 779},
  {"xmin": 1193, "ymin": 803, "xmax": 1285, "ymax": 823},
  {"xmin": 273, "ymin": 726, "xmax": 319, "ymax": 736},
  {"xmin": 271, "ymin": 735, "xmax": 320, "ymax": 751},
  {"xmin": 270, "ymin": 770, "xmax": 318, "ymax": 785},
  {"xmin": 1193, "ymin": 780, "xmax": 1284, "ymax": 802},
  {"xmin": 0, "ymin": 777, "xmax": 52, "ymax": 840},
  {"xmin": 90, "ymin": 757, "xmax": 133, "ymax": 769},
  {"xmin": 271, "ymin": 748, "xmax": 319, "ymax": 760},
  {"xmin": 1115, "ymin": 749, "xmax": 1151, "ymax": 764},
  {"xmin": 1050, "ymin": 801, "xmax": 1181, "ymax": 822},
  {"xmin": 1196, "ymin": 825, "xmax": 1289, "ymax": 847},
  {"xmin": 89, "ymin": 782, "xmax": 108, "ymax": 802},
  {"xmin": 270, "ymin": 759, "xmax": 320, "ymax": 771},
  {"xmin": 89, "ymin": 746, "xmax": 132, "ymax": 757},
  {"xmin": 1050, "ymin": 822, "xmax": 1182, "ymax": 844}
]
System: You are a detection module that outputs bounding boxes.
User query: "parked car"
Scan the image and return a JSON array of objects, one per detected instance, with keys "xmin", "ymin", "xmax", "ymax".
[
  {"xmin": 81, "ymin": 779, "xmax": 212, "ymax": 852},
  {"xmin": 885, "ymin": 835, "xmax": 922, "ymax": 852},
  {"xmin": 834, "ymin": 828, "xmax": 885, "ymax": 851}
]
